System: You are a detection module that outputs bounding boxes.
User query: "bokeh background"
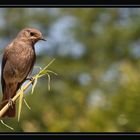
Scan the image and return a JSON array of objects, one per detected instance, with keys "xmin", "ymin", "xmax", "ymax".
[{"xmin": 0, "ymin": 8, "xmax": 140, "ymax": 132}]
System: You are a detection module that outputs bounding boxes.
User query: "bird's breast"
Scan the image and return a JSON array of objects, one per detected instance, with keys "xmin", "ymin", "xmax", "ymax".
[{"xmin": 8, "ymin": 45, "xmax": 35, "ymax": 81}]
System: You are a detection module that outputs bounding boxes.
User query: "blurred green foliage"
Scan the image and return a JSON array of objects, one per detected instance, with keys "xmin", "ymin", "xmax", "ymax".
[{"xmin": 0, "ymin": 8, "xmax": 140, "ymax": 132}]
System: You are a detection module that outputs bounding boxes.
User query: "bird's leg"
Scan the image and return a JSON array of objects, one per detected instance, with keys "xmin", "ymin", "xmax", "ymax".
[{"xmin": 26, "ymin": 76, "xmax": 34, "ymax": 85}]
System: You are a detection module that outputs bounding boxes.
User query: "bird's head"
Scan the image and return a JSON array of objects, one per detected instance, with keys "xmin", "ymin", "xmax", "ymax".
[{"xmin": 17, "ymin": 28, "xmax": 46, "ymax": 44}]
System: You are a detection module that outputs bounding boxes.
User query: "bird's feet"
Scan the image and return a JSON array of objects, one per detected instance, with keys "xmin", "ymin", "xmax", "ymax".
[
  {"xmin": 26, "ymin": 76, "xmax": 34, "ymax": 85},
  {"xmin": 8, "ymin": 98, "xmax": 15, "ymax": 108}
]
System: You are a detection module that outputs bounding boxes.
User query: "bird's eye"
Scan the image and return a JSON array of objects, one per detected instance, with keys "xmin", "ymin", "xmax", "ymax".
[{"xmin": 30, "ymin": 32, "xmax": 35, "ymax": 36}]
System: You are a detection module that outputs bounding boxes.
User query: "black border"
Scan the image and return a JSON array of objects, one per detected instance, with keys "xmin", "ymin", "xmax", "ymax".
[
  {"xmin": 0, "ymin": 0, "xmax": 140, "ymax": 6},
  {"xmin": 0, "ymin": 1, "xmax": 140, "ymax": 140},
  {"xmin": 0, "ymin": 132, "xmax": 140, "ymax": 140}
]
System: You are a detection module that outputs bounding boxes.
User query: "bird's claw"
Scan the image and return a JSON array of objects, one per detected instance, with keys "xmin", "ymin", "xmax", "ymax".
[
  {"xmin": 8, "ymin": 99, "xmax": 14, "ymax": 108},
  {"xmin": 26, "ymin": 76, "xmax": 34, "ymax": 85}
]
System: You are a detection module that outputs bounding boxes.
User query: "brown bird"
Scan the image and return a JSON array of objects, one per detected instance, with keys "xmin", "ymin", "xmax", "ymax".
[{"xmin": 0, "ymin": 28, "xmax": 46, "ymax": 118}]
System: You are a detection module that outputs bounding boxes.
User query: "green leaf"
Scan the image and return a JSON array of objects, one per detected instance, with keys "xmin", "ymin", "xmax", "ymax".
[
  {"xmin": 23, "ymin": 98, "xmax": 31, "ymax": 110},
  {"xmin": 47, "ymin": 73, "xmax": 51, "ymax": 91},
  {"xmin": 1, "ymin": 120, "xmax": 14, "ymax": 130},
  {"xmin": 18, "ymin": 88, "xmax": 24, "ymax": 122},
  {"xmin": 38, "ymin": 69, "xmax": 48, "ymax": 76},
  {"xmin": 31, "ymin": 78, "xmax": 38, "ymax": 94},
  {"xmin": 47, "ymin": 70, "xmax": 58, "ymax": 76}
]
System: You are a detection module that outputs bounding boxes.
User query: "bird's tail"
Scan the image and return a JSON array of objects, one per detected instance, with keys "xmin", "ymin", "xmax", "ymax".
[
  {"xmin": 0, "ymin": 83, "xmax": 18, "ymax": 118},
  {"xmin": 0, "ymin": 94, "xmax": 16, "ymax": 118}
]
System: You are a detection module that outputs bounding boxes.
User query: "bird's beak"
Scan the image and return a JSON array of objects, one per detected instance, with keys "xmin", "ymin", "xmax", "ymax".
[
  {"xmin": 41, "ymin": 37, "xmax": 46, "ymax": 41},
  {"xmin": 41, "ymin": 38, "xmax": 46, "ymax": 41}
]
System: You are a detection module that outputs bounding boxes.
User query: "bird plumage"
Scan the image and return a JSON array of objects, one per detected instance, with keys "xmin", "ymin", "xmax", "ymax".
[{"xmin": 0, "ymin": 28, "xmax": 45, "ymax": 118}]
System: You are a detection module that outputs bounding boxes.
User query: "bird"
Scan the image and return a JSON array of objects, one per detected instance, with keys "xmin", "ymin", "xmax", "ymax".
[{"xmin": 0, "ymin": 28, "xmax": 46, "ymax": 118}]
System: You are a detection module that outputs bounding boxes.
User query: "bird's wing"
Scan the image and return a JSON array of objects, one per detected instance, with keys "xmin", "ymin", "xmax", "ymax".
[
  {"xmin": 17, "ymin": 48, "xmax": 36, "ymax": 90},
  {"xmin": 1, "ymin": 48, "xmax": 9, "ymax": 93}
]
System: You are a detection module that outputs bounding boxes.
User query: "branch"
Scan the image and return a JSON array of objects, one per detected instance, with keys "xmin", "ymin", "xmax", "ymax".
[{"xmin": 0, "ymin": 59, "xmax": 57, "ymax": 118}]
